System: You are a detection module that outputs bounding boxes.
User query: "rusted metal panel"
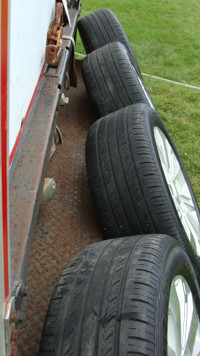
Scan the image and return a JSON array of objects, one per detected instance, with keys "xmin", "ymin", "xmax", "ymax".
[
  {"xmin": 9, "ymin": 76, "xmax": 60, "ymax": 292},
  {"xmin": 9, "ymin": 6, "xmax": 80, "ymax": 294}
]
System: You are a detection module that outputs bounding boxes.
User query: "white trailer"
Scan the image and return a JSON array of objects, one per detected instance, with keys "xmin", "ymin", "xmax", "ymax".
[{"xmin": 0, "ymin": 1, "xmax": 80, "ymax": 354}]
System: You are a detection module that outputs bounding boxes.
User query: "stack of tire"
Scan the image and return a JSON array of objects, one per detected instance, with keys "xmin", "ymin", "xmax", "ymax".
[{"xmin": 39, "ymin": 9, "xmax": 200, "ymax": 356}]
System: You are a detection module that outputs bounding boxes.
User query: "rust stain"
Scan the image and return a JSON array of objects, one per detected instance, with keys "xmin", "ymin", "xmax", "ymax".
[{"xmin": 46, "ymin": 3, "xmax": 64, "ymax": 64}]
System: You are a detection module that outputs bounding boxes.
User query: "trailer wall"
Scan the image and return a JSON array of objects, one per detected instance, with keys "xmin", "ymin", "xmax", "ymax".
[{"xmin": 9, "ymin": 0, "xmax": 55, "ymax": 160}]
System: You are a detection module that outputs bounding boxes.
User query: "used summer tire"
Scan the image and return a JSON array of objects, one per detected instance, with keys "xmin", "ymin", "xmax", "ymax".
[
  {"xmin": 78, "ymin": 8, "xmax": 142, "ymax": 79},
  {"xmin": 39, "ymin": 235, "xmax": 200, "ymax": 355},
  {"xmin": 86, "ymin": 103, "xmax": 200, "ymax": 272},
  {"xmin": 82, "ymin": 41, "xmax": 154, "ymax": 118}
]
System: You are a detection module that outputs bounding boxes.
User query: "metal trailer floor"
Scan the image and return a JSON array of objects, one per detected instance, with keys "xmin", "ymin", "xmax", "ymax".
[{"xmin": 17, "ymin": 60, "xmax": 103, "ymax": 356}]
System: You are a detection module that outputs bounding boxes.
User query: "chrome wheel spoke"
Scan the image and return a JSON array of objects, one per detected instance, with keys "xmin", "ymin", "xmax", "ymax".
[
  {"xmin": 171, "ymin": 155, "xmax": 180, "ymax": 181},
  {"xmin": 154, "ymin": 126, "xmax": 200, "ymax": 256},
  {"xmin": 179, "ymin": 192, "xmax": 196, "ymax": 210},
  {"xmin": 183, "ymin": 210, "xmax": 199, "ymax": 234},
  {"xmin": 155, "ymin": 130, "xmax": 170, "ymax": 172},
  {"xmin": 173, "ymin": 169, "xmax": 187, "ymax": 193},
  {"xmin": 184, "ymin": 307, "xmax": 200, "ymax": 355},
  {"xmin": 182, "ymin": 211, "xmax": 200, "ymax": 255},
  {"xmin": 168, "ymin": 276, "xmax": 200, "ymax": 356},
  {"xmin": 168, "ymin": 345, "xmax": 177, "ymax": 356}
]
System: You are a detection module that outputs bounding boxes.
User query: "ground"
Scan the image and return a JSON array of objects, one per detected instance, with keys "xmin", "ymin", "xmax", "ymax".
[{"xmin": 17, "ymin": 61, "xmax": 103, "ymax": 356}]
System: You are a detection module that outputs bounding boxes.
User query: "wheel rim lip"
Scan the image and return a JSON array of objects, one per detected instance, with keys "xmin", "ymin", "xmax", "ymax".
[
  {"xmin": 167, "ymin": 275, "xmax": 200, "ymax": 356},
  {"xmin": 137, "ymin": 75, "xmax": 155, "ymax": 110},
  {"xmin": 154, "ymin": 126, "xmax": 200, "ymax": 256}
]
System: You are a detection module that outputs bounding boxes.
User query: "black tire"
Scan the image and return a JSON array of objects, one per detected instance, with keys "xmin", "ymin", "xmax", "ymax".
[
  {"xmin": 78, "ymin": 8, "xmax": 142, "ymax": 79},
  {"xmin": 39, "ymin": 235, "xmax": 200, "ymax": 355},
  {"xmin": 82, "ymin": 41, "xmax": 155, "ymax": 118},
  {"xmin": 86, "ymin": 103, "xmax": 200, "ymax": 272}
]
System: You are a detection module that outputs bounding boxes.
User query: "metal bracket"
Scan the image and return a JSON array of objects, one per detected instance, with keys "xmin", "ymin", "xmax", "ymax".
[
  {"xmin": 46, "ymin": 3, "xmax": 64, "ymax": 64},
  {"xmin": 41, "ymin": 178, "xmax": 56, "ymax": 205}
]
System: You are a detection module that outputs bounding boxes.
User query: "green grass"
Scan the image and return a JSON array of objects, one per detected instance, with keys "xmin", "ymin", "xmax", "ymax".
[{"xmin": 76, "ymin": 0, "xmax": 200, "ymax": 204}]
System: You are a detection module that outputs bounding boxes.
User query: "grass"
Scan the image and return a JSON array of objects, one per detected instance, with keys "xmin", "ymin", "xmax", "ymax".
[{"xmin": 76, "ymin": 0, "xmax": 200, "ymax": 204}]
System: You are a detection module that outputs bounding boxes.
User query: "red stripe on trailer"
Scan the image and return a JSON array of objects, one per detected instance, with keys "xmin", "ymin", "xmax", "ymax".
[
  {"xmin": 9, "ymin": 63, "xmax": 46, "ymax": 167},
  {"xmin": 1, "ymin": 0, "xmax": 9, "ymax": 304}
]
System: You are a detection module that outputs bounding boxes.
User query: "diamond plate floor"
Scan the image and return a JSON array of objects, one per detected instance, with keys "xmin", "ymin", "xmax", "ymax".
[{"xmin": 17, "ymin": 61, "xmax": 103, "ymax": 355}]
